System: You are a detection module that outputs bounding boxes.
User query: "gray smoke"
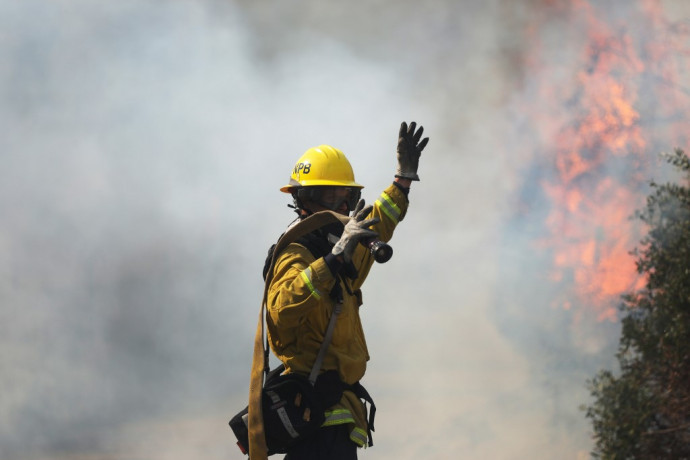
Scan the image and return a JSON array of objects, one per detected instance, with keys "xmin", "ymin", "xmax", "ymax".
[{"xmin": 1, "ymin": 1, "xmax": 689, "ymax": 459}]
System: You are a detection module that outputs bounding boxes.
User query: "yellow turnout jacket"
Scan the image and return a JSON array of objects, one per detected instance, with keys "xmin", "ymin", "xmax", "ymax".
[{"xmin": 266, "ymin": 183, "xmax": 408, "ymax": 447}]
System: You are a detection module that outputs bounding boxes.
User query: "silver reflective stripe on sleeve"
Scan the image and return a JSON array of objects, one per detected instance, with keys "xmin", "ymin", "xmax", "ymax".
[
  {"xmin": 350, "ymin": 427, "xmax": 368, "ymax": 447},
  {"xmin": 300, "ymin": 267, "xmax": 322, "ymax": 300},
  {"xmin": 266, "ymin": 390, "xmax": 300, "ymax": 439},
  {"xmin": 375, "ymin": 191, "xmax": 401, "ymax": 224},
  {"xmin": 322, "ymin": 409, "xmax": 355, "ymax": 426}
]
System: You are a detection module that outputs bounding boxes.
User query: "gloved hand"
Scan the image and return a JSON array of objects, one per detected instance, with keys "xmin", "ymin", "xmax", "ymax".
[
  {"xmin": 331, "ymin": 199, "xmax": 380, "ymax": 263},
  {"xmin": 396, "ymin": 121, "xmax": 429, "ymax": 181}
]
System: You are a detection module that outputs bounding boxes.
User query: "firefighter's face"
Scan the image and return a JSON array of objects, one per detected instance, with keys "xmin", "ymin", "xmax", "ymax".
[
  {"xmin": 305, "ymin": 198, "xmax": 349, "ymax": 216},
  {"xmin": 303, "ymin": 187, "xmax": 360, "ymax": 216},
  {"xmin": 319, "ymin": 187, "xmax": 358, "ymax": 214}
]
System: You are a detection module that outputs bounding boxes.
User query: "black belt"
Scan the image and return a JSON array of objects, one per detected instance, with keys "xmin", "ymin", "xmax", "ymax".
[{"xmin": 347, "ymin": 382, "xmax": 376, "ymax": 447}]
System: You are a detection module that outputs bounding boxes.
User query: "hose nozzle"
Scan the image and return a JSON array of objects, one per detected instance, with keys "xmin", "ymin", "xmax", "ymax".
[{"xmin": 365, "ymin": 239, "xmax": 393, "ymax": 263}]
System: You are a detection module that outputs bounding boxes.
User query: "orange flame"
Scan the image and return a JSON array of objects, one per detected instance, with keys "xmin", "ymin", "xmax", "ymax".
[{"xmin": 527, "ymin": 0, "xmax": 689, "ymax": 321}]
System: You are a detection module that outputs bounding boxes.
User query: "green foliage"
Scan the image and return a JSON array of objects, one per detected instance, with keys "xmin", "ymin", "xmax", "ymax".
[{"xmin": 586, "ymin": 149, "xmax": 690, "ymax": 459}]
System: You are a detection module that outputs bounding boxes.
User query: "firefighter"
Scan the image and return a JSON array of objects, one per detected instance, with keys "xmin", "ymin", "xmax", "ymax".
[{"xmin": 266, "ymin": 121, "xmax": 428, "ymax": 459}]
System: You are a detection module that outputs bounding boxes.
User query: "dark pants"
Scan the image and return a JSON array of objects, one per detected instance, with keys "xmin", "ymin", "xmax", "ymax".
[{"xmin": 283, "ymin": 425, "xmax": 357, "ymax": 460}]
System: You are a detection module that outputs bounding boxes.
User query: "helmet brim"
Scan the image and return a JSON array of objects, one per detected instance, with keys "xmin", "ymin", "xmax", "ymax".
[{"xmin": 280, "ymin": 179, "xmax": 364, "ymax": 193}]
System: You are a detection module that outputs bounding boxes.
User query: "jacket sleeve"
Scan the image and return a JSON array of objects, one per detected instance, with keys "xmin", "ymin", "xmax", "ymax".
[
  {"xmin": 349, "ymin": 183, "xmax": 409, "ymax": 291},
  {"xmin": 267, "ymin": 243, "xmax": 337, "ymax": 330}
]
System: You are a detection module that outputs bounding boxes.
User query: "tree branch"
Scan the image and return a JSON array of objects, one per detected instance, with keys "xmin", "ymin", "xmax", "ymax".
[{"xmin": 642, "ymin": 422, "xmax": 690, "ymax": 436}]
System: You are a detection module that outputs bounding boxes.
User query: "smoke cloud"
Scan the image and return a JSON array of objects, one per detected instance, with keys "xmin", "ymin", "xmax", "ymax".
[{"xmin": 1, "ymin": 1, "xmax": 689, "ymax": 459}]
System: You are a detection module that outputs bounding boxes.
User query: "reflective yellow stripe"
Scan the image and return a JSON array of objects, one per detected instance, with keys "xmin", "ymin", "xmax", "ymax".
[
  {"xmin": 375, "ymin": 191, "xmax": 401, "ymax": 224},
  {"xmin": 322, "ymin": 409, "xmax": 355, "ymax": 426},
  {"xmin": 300, "ymin": 267, "xmax": 321, "ymax": 300},
  {"xmin": 350, "ymin": 427, "xmax": 368, "ymax": 447}
]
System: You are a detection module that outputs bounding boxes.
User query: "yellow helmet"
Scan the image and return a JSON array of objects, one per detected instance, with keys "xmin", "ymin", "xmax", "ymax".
[{"xmin": 280, "ymin": 145, "xmax": 364, "ymax": 193}]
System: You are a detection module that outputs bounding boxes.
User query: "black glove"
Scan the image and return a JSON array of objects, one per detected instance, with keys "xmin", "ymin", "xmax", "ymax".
[
  {"xmin": 396, "ymin": 121, "xmax": 429, "ymax": 181},
  {"xmin": 331, "ymin": 199, "xmax": 380, "ymax": 263}
]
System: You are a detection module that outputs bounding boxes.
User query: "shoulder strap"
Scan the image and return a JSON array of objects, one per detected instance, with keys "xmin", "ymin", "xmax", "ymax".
[
  {"xmin": 308, "ymin": 301, "xmax": 342, "ymax": 384},
  {"xmin": 261, "ymin": 226, "xmax": 336, "ymax": 281},
  {"xmin": 247, "ymin": 211, "xmax": 349, "ymax": 460}
]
